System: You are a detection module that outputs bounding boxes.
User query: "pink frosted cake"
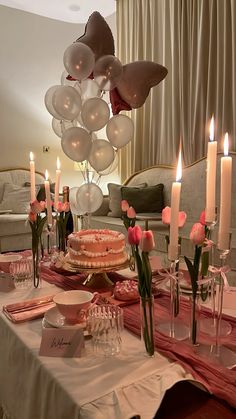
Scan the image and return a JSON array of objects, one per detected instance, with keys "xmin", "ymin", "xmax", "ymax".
[{"xmin": 67, "ymin": 229, "xmax": 127, "ymax": 268}]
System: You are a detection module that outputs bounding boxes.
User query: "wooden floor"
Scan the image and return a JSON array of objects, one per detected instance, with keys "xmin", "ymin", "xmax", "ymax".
[{"xmin": 153, "ymin": 381, "xmax": 236, "ymax": 419}]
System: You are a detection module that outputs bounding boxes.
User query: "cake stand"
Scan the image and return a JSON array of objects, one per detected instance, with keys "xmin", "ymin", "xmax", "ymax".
[{"xmin": 65, "ymin": 258, "xmax": 129, "ymax": 289}]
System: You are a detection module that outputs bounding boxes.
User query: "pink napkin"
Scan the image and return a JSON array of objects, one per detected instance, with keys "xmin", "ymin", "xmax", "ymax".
[
  {"xmin": 123, "ymin": 292, "xmax": 236, "ymax": 409},
  {"xmin": 3, "ymin": 295, "xmax": 55, "ymax": 323}
]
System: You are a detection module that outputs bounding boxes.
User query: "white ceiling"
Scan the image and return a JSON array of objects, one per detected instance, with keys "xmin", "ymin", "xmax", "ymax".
[{"xmin": 0, "ymin": 0, "xmax": 116, "ymax": 23}]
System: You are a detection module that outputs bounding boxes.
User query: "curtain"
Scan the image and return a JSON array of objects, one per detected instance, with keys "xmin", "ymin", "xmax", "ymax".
[{"xmin": 116, "ymin": 0, "xmax": 236, "ymax": 181}]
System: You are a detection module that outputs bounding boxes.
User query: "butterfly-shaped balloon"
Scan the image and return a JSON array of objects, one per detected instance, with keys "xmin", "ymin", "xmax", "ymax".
[
  {"xmin": 72, "ymin": 12, "xmax": 168, "ymax": 113},
  {"xmin": 110, "ymin": 61, "xmax": 168, "ymax": 114},
  {"xmin": 76, "ymin": 11, "xmax": 115, "ymax": 61}
]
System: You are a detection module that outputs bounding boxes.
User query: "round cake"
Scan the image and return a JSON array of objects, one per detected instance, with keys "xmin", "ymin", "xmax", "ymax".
[{"xmin": 67, "ymin": 229, "xmax": 127, "ymax": 268}]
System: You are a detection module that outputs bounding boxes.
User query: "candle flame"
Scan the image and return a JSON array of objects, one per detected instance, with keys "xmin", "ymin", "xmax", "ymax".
[
  {"xmin": 56, "ymin": 157, "xmax": 61, "ymax": 170},
  {"xmin": 45, "ymin": 170, "xmax": 49, "ymax": 181},
  {"xmin": 29, "ymin": 151, "xmax": 34, "ymax": 161},
  {"xmin": 209, "ymin": 116, "xmax": 214, "ymax": 142},
  {"xmin": 224, "ymin": 133, "xmax": 229, "ymax": 156},
  {"xmin": 176, "ymin": 150, "xmax": 182, "ymax": 182}
]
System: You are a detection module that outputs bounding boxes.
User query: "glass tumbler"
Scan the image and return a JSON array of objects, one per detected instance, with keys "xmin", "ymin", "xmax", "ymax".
[
  {"xmin": 87, "ymin": 305, "xmax": 124, "ymax": 357},
  {"xmin": 10, "ymin": 258, "xmax": 32, "ymax": 289}
]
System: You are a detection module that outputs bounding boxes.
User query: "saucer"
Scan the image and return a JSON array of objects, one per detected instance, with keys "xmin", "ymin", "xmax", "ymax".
[{"xmin": 44, "ymin": 306, "xmax": 87, "ymax": 330}]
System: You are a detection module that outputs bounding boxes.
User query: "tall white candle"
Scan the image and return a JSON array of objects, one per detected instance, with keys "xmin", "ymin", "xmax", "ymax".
[
  {"xmin": 54, "ymin": 157, "xmax": 61, "ymax": 211},
  {"xmin": 168, "ymin": 151, "xmax": 182, "ymax": 261},
  {"xmin": 218, "ymin": 133, "xmax": 232, "ymax": 250},
  {"xmin": 29, "ymin": 152, "xmax": 36, "ymax": 202},
  {"xmin": 44, "ymin": 170, "xmax": 53, "ymax": 225},
  {"xmin": 205, "ymin": 116, "xmax": 217, "ymax": 223}
]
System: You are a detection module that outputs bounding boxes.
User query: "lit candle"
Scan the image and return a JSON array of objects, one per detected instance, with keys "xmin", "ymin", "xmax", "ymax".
[
  {"xmin": 205, "ymin": 116, "xmax": 217, "ymax": 223},
  {"xmin": 29, "ymin": 152, "xmax": 36, "ymax": 202},
  {"xmin": 54, "ymin": 157, "xmax": 61, "ymax": 211},
  {"xmin": 44, "ymin": 170, "xmax": 53, "ymax": 225},
  {"xmin": 168, "ymin": 150, "xmax": 182, "ymax": 261},
  {"xmin": 218, "ymin": 133, "xmax": 232, "ymax": 250}
]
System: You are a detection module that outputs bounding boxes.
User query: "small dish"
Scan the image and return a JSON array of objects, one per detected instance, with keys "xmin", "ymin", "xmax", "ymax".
[{"xmin": 44, "ymin": 306, "xmax": 87, "ymax": 330}]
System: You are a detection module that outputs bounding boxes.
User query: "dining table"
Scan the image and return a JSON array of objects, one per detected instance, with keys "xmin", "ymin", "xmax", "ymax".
[{"xmin": 0, "ymin": 255, "xmax": 236, "ymax": 419}]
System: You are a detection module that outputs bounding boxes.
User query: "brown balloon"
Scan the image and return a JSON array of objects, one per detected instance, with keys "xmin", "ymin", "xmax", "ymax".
[
  {"xmin": 76, "ymin": 11, "xmax": 115, "ymax": 61},
  {"xmin": 115, "ymin": 61, "xmax": 168, "ymax": 109}
]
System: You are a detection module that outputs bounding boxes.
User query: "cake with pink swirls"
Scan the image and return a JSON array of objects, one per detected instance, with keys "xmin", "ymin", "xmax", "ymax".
[{"xmin": 67, "ymin": 229, "xmax": 127, "ymax": 268}]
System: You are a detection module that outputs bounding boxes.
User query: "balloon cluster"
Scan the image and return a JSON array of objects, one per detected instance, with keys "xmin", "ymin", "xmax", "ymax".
[{"xmin": 44, "ymin": 12, "xmax": 167, "ymax": 215}]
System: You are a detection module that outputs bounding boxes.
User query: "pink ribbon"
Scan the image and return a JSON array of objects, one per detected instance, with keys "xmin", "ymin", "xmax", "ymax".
[
  {"xmin": 157, "ymin": 268, "xmax": 184, "ymax": 286},
  {"xmin": 208, "ymin": 265, "xmax": 231, "ymax": 291}
]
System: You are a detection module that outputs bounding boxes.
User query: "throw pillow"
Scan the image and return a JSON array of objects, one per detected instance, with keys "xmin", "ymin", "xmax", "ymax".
[
  {"xmin": 24, "ymin": 182, "xmax": 55, "ymax": 201},
  {"xmin": 121, "ymin": 183, "xmax": 164, "ymax": 213},
  {"xmin": 107, "ymin": 183, "xmax": 147, "ymax": 217},
  {"xmin": 0, "ymin": 183, "xmax": 31, "ymax": 213}
]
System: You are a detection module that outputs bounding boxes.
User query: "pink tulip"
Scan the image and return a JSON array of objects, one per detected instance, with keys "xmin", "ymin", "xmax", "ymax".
[
  {"xmin": 128, "ymin": 225, "xmax": 142, "ymax": 245},
  {"xmin": 162, "ymin": 206, "xmax": 187, "ymax": 227},
  {"xmin": 127, "ymin": 206, "xmax": 136, "ymax": 219},
  {"xmin": 140, "ymin": 230, "xmax": 155, "ymax": 252},
  {"xmin": 199, "ymin": 210, "xmax": 206, "ymax": 226},
  {"xmin": 28, "ymin": 211, "xmax": 37, "ymax": 222},
  {"xmin": 121, "ymin": 199, "xmax": 129, "ymax": 212},
  {"xmin": 30, "ymin": 200, "xmax": 44, "ymax": 214},
  {"xmin": 190, "ymin": 222, "xmax": 205, "ymax": 245}
]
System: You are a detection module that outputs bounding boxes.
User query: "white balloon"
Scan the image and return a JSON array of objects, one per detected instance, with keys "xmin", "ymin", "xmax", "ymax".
[
  {"xmin": 52, "ymin": 86, "xmax": 82, "ymax": 121},
  {"xmin": 76, "ymin": 183, "xmax": 103, "ymax": 213},
  {"xmin": 98, "ymin": 151, "xmax": 119, "ymax": 175},
  {"xmin": 93, "ymin": 55, "xmax": 123, "ymax": 91},
  {"xmin": 63, "ymin": 43, "xmax": 95, "ymax": 81},
  {"xmin": 81, "ymin": 98, "xmax": 110, "ymax": 132},
  {"xmin": 52, "ymin": 118, "xmax": 77, "ymax": 138},
  {"xmin": 80, "ymin": 79, "xmax": 101, "ymax": 102},
  {"xmin": 61, "ymin": 127, "xmax": 92, "ymax": 162},
  {"xmin": 44, "ymin": 85, "xmax": 62, "ymax": 119},
  {"xmin": 89, "ymin": 139, "xmax": 115, "ymax": 172},
  {"xmin": 106, "ymin": 114, "xmax": 134, "ymax": 148},
  {"xmin": 69, "ymin": 187, "xmax": 85, "ymax": 215},
  {"xmin": 61, "ymin": 70, "xmax": 76, "ymax": 87}
]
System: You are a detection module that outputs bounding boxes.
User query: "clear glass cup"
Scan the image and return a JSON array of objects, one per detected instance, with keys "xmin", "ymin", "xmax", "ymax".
[
  {"xmin": 87, "ymin": 305, "xmax": 124, "ymax": 357},
  {"xmin": 10, "ymin": 258, "xmax": 32, "ymax": 289}
]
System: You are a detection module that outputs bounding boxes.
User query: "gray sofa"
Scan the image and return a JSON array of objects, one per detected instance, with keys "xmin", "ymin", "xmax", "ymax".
[
  {"xmin": 0, "ymin": 168, "xmax": 45, "ymax": 252},
  {"xmin": 89, "ymin": 153, "xmax": 236, "ymax": 269}
]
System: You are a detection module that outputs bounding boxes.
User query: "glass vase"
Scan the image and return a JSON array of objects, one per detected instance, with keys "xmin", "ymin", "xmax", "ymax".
[
  {"xmin": 32, "ymin": 240, "xmax": 41, "ymax": 288},
  {"xmin": 140, "ymin": 295, "xmax": 155, "ymax": 357}
]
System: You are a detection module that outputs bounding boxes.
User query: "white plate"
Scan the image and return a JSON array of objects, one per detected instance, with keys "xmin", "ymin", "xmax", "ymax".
[
  {"xmin": 0, "ymin": 254, "xmax": 22, "ymax": 263},
  {"xmin": 44, "ymin": 306, "xmax": 87, "ymax": 330}
]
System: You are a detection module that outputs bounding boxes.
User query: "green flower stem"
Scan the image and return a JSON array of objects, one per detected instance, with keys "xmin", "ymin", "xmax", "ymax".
[{"xmin": 141, "ymin": 297, "xmax": 155, "ymax": 356}]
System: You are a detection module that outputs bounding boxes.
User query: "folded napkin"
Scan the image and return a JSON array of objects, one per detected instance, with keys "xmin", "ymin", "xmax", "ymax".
[
  {"xmin": 123, "ymin": 292, "xmax": 236, "ymax": 409},
  {"xmin": 3, "ymin": 295, "xmax": 55, "ymax": 323}
]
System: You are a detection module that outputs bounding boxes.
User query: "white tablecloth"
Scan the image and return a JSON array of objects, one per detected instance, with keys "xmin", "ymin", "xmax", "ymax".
[{"xmin": 0, "ymin": 281, "xmax": 199, "ymax": 419}]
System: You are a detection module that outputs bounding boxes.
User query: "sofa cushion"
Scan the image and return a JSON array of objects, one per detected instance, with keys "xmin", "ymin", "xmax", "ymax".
[
  {"xmin": 0, "ymin": 183, "xmax": 30, "ymax": 214},
  {"xmin": 121, "ymin": 183, "xmax": 165, "ymax": 213},
  {"xmin": 107, "ymin": 183, "xmax": 147, "ymax": 217}
]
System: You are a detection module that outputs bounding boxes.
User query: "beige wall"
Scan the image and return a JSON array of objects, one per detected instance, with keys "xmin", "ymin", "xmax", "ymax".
[{"xmin": 0, "ymin": 5, "xmax": 120, "ymax": 192}]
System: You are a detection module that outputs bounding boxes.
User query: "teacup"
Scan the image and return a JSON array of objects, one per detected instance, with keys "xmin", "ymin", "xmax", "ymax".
[{"xmin": 53, "ymin": 290, "xmax": 99, "ymax": 324}]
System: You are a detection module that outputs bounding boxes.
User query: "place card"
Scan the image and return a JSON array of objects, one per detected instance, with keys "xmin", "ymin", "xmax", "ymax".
[{"xmin": 39, "ymin": 327, "xmax": 85, "ymax": 357}]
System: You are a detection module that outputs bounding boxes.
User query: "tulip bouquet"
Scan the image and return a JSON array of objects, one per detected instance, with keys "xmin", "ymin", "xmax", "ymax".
[
  {"xmin": 55, "ymin": 201, "xmax": 70, "ymax": 252},
  {"xmin": 121, "ymin": 200, "xmax": 136, "ymax": 270},
  {"xmin": 184, "ymin": 212, "xmax": 212, "ymax": 344},
  {"xmin": 28, "ymin": 200, "xmax": 47, "ymax": 287},
  {"xmin": 128, "ymin": 225, "xmax": 155, "ymax": 356}
]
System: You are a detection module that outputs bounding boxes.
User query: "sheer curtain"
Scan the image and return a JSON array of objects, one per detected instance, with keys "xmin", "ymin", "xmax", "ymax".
[{"xmin": 116, "ymin": 0, "xmax": 236, "ymax": 181}]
